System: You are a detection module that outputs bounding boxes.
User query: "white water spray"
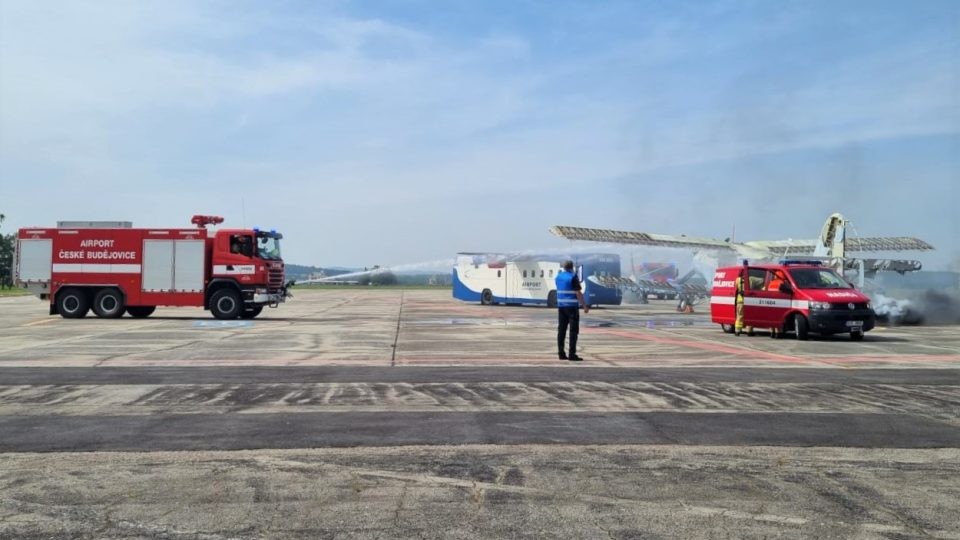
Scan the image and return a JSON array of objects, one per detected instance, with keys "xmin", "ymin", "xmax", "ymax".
[{"xmin": 304, "ymin": 258, "xmax": 456, "ymax": 282}]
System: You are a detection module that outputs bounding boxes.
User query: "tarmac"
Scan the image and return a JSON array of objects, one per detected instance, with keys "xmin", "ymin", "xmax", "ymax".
[{"xmin": 1, "ymin": 288, "xmax": 959, "ymax": 538}]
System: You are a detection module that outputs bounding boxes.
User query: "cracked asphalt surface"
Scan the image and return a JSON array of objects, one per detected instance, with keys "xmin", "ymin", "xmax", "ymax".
[{"xmin": 1, "ymin": 289, "xmax": 959, "ymax": 538}]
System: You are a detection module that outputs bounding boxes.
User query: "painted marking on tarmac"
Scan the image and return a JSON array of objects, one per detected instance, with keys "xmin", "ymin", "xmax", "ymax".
[
  {"xmin": 22, "ymin": 318, "xmax": 57, "ymax": 327},
  {"xmin": 815, "ymin": 354, "xmax": 960, "ymax": 364},
  {"xmin": 192, "ymin": 321, "xmax": 254, "ymax": 328},
  {"xmin": 584, "ymin": 327, "xmax": 809, "ymax": 364}
]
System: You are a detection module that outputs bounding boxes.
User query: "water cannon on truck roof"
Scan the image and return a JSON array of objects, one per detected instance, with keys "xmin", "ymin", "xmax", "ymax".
[{"xmin": 191, "ymin": 215, "xmax": 225, "ymax": 228}]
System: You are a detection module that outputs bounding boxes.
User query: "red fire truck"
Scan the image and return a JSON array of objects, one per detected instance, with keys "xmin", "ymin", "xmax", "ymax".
[{"xmin": 13, "ymin": 216, "xmax": 290, "ymax": 320}]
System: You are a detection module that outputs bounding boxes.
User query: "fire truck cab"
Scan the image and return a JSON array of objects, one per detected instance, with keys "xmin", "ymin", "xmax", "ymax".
[
  {"xmin": 710, "ymin": 260, "xmax": 876, "ymax": 340},
  {"xmin": 14, "ymin": 216, "xmax": 289, "ymax": 320}
]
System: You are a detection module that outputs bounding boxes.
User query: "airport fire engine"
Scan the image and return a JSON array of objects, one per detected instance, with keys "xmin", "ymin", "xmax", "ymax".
[{"xmin": 13, "ymin": 216, "xmax": 289, "ymax": 320}]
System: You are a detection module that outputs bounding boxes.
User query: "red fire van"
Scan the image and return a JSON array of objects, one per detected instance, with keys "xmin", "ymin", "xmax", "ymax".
[{"xmin": 710, "ymin": 260, "xmax": 875, "ymax": 340}]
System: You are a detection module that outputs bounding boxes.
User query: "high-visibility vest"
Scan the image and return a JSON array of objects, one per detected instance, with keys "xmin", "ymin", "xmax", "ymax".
[{"xmin": 555, "ymin": 271, "xmax": 579, "ymax": 308}]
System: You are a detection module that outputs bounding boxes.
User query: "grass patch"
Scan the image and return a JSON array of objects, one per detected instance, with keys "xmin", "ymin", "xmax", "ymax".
[{"xmin": 0, "ymin": 288, "xmax": 30, "ymax": 297}]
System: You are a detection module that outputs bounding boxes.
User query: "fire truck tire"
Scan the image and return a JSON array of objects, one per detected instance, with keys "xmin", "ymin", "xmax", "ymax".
[
  {"xmin": 480, "ymin": 289, "xmax": 494, "ymax": 305},
  {"xmin": 240, "ymin": 306, "xmax": 263, "ymax": 319},
  {"xmin": 547, "ymin": 290, "xmax": 557, "ymax": 308},
  {"xmin": 792, "ymin": 314, "xmax": 809, "ymax": 341},
  {"xmin": 93, "ymin": 288, "xmax": 125, "ymax": 318},
  {"xmin": 57, "ymin": 288, "xmax": 90, "ymax": 319},
  {"xmin": 721, "ymin": 323, "xmax": 734, "ymax": 334},
  {"xmin": 126, "ymin": 306, "xmax": 156, "ymax": 318},
  {"xmin": 210, "ymin": 289, "xmax": 242, "ymax": 319}
]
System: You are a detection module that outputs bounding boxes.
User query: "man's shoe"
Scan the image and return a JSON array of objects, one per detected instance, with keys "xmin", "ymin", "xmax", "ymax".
[
  {"xmin": 558, "ymin": 353, "xmax": 568, "ymax": 360},
  {"xmin": 568, "ymin": 355, "xmax": 584, "ymax": 362}
]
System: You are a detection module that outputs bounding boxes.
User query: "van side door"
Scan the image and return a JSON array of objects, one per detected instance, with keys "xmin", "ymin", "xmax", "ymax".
[{"xmin": 742, "ymin": 268, "xmax": 792, "ymax": 328}]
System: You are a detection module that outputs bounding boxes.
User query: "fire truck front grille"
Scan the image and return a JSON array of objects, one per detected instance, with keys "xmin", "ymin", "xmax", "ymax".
[{"xmin": 268, "ymin": 270, "xmax": 284, "ymax": 288}]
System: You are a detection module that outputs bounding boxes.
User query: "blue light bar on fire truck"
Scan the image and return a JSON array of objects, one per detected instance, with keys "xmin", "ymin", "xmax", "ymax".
[{"xmin": 253, "ymin": 227, "xmax": 282, "ymax": 239}]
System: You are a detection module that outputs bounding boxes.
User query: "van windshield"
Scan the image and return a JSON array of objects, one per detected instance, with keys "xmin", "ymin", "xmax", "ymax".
[{"xmin": 787, "ymin": 268, "xmax": 852, "ymax": 289}]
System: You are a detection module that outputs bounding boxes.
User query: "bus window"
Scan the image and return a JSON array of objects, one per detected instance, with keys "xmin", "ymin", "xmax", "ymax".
[
  {"xmin": 497, "ymin": 270, "xmax": 501, "ymax": 278},
  {"xmin": 540, "ymin": 270, "xmax": 544, "ymax": 278},
  {"xmin": 523, "ymin": 270, "xmax": 528, "ymax": 278},
  {"xmin": 549, "ymin": 269, "xmax": 554, "ymax": 277}
]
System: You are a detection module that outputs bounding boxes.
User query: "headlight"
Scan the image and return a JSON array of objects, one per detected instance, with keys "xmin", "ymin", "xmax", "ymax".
[
  {"xmin": 866, "ymin": 301, "xmax": 872, "ymax": 309},
  {"xmin": 809, "ymin": 301, "xmax": 831, "ymax": 310}
]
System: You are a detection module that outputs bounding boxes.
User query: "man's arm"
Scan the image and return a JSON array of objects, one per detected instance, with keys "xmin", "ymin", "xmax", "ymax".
[{"xmin": 571, "ymin": 276, "xmax": 590, "ymax": 313}]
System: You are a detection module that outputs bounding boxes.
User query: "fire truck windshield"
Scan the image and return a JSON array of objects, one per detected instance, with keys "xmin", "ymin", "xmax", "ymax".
[
  {"xmin": 256, "ymin": 236, "xmax": 282, "ymax": 260},
  {"xmin": 787, "ymin": 268, "xmax": 852, "ymax": 289}
]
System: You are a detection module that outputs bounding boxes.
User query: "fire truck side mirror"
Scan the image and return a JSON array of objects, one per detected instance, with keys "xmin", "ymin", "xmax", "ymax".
[{"xmin": 778, "ymin": 282, "xmax": 793, "ymax": 294}]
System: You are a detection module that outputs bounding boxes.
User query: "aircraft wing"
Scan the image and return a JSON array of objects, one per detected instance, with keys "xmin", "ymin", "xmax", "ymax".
[
  {"xmin": 747, "ymin": 237, "xmax": 935, "ymax": 254},
  {"xmin": 549, "ymin": 225, "xmax": 737, "ymax": 251}
]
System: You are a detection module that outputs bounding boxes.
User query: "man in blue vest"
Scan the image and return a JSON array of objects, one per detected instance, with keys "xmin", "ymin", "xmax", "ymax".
[{"xmin": 556, "ymin": 260, "xmax": 589, "ymax": 361}]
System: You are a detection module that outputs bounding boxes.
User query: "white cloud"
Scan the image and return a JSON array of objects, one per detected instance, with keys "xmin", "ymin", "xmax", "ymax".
[{"xmin": 1, "ymin": 1, "xmax": 956, "ymax": 267}]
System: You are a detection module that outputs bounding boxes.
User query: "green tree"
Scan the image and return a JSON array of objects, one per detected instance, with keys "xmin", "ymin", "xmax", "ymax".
[{"xmin": 0, "ymin": 214, "xmax": 13, "ymax": 289}]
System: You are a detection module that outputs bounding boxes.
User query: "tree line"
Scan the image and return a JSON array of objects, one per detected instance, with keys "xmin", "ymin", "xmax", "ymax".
[{"xmin": 0, "ymin": 214, "xmax": 14, "ymax": 288}]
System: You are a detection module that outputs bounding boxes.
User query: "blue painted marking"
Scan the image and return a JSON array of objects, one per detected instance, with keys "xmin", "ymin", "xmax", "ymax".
[
  {"xmin": 192, "ymin": 320, "xmax": 254, "ymax": 328},
  {"xmin": 451, "ymin": 269, "xmax": 481, "ymax": 302}
]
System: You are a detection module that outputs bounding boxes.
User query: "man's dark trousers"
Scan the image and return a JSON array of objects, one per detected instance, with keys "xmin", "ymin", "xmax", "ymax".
[{"xmin": 558, "ymin": 306, "xmax": 580, "ymax": 356}]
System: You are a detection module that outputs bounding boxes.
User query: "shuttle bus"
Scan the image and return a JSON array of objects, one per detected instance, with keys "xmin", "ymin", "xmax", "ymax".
[{"xmin": 453, "ymin": 252, "xmax": 623, "ymax": 307}]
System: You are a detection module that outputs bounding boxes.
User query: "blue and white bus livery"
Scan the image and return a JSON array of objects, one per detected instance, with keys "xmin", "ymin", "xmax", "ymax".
[{"xmin": 452, "ymin": 252, "xmax": 622, "ymax": 307}]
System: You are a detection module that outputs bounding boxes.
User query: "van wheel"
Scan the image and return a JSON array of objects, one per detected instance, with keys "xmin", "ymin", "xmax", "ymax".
[
  {"xmin": 721, "ymin": 323, "xmax": 734, "ymax": 334},
  {"xmin": 547, "ymin": 290, "xmax": 557, "ymax": 308},
  {"xmin": 210, "ymin": 289, "xmax": 242, "ymax": 319},
  {"xmin": 57, "ymin": 288, "xmax": 90, "ymax": 319},
  {"xmin": 126, "ymin": 306, "xmax": 156, "ymax": 318},
  {"xmin": 480, "ymin": 289, "xmax": 494, "ymax": 305},
  {"xmin": 850, "ymin": 330, "xmax": 864, "ymax": 341},
  {"xmin": 792, "ymin": 314, "xmax": 809, "ymax": 341},
  {"xmin": 240, "ymin": 306, "xmax": 263, "ymax": 319},
  {"xmin": 92, "ymin": 288, "xmax": 125, "ymax": 318}
]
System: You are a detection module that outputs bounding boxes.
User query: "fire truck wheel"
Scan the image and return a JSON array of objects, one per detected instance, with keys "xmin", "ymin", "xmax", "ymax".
[
  {"xmin": 57, "ymin": 288, "xmax": 90, "ymax": 319},
  {"xmin": 210, "ymin": 289, "xmax": 242, "ymax": 319},
  {"xmin": 480, "ymin": 289, "xmax": 493, "ymax": 305},
  {"xmin": 792, "ymin": 314, "xmax": 809, "ymax": 341},
  {"xmin": 240, "ymin": 306, "xmax": 263, "ymax": 319},
  {"xmin": 850, "ymin": 330, "xmax": 865, "ymax": 341},
  {"xmin": 721, "ymin": 323, "xmax": 734, "ymax": 334},
  {"xmin": 93, "ymin": 288, "xmax": 125, "ymax": 318},
  {"xmin": 547, "ymin": 290, "xmax": 557, "ymax": 308},
  {"xmin": 126, "ymin": 306, "xmax": 156, "ymax": 318}
]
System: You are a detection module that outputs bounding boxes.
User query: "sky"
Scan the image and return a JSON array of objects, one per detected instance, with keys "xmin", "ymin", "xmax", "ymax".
[{"xmin": 1, "ymin": 0, "xmax": 958, "ymax": 270}]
